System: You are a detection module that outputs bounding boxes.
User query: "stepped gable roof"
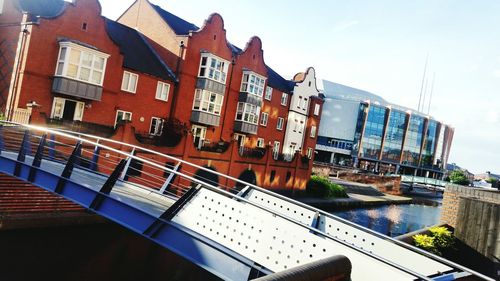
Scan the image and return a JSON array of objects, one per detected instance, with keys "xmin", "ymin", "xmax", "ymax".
[
  {"xmin": 15, "ymin": 0, "xmax": 66, "ymax": 18},
  {"xmin": 151, "ymin": 4, "xmax": 199, "ymax": 35},
  {"xmin": 105, "ymin": 19, "xmax": 177, "ymax": 82},
  {"xmin": 266, "ymin": 65, "xmax": 295, "ymax": 94}
]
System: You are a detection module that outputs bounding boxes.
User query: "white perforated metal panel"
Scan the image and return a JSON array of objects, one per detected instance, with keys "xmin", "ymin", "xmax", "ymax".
[
  {"xmin": 172, "ymin": 188, "xmax": 416, "ymax": 280},
  {"xmin": 245, "ymin": 189, "xmax": 453, "ymax": 276}
]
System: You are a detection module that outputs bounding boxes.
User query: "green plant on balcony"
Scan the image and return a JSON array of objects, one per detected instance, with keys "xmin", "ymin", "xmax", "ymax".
[
  {"xmin": 199, "ymin": 141, "xmax": 230, "ymax": 153},
  {"xmin": 0, "ymin": 111, "xmax": 5, "ymax": 121},
  {"xmin": 136, "ymin": 118, "xmax": 187, "ymax": 147},
  {"xmin": 239, "ymin": 146, "xmax": 266, "ymax": 159},
  {"xmin": 413, "ymin": 234, "xmax": 438, "ymax": 254}
]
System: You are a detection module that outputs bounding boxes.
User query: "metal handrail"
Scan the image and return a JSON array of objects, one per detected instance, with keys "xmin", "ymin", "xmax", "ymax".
[
  {"xmin": 0, "ymin": 121, "xmax": 489, "ymax": 280},
  {"xmin": 39, "ymin": 122, "xmax": 492, "ymax": 279}
]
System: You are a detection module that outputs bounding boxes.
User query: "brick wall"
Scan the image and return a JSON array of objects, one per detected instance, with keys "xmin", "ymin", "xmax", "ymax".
[{"xmin": 440, "ymin": 184, "xmax": 500, "ymax": 227}]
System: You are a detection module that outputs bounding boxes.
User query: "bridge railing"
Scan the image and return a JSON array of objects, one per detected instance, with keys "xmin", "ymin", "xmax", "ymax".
[{"xmin": 0, "ymin": 121, "xmax": 493, "ymax": 281}]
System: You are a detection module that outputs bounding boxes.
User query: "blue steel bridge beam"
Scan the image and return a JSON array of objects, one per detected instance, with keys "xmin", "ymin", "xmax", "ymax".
[
  {"xmin": 54, "ymin": 141, "xmax": 82, "ymax": 194},
  {"xmin": 28, "ymin": 133, "xmax": 46, "ymax": 182}
]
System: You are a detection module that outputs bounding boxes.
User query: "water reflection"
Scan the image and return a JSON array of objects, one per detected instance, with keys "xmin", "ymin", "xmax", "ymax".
[{"xmin": 331, "ymin": 199, "xmax": 442, "ymax": 237}]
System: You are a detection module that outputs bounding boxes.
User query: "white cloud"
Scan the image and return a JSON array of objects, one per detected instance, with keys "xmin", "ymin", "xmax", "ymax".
[
  {"xmin": 332, "ymin": 20, "xmax": 359, "ymax": 33},
  {"xmin": 494, "ymin": 70, "xmax": 500, "ymax": 77}
]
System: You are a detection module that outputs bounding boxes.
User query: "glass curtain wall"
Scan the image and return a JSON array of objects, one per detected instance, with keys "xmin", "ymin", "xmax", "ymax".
[
  {"xmin": 382, "ymin": 110, "xmax": 407, "ymax": 162},
  {"xmin": 421, "ymin": 120, "xmax": 438, "ymax": 167},
  {"xmin": 401, "ymin": 115, "xmax": 425, "ymax": 166},
  {"xmin": 360, "ymin": 105, "xmax": 387, "ymax": 159}
]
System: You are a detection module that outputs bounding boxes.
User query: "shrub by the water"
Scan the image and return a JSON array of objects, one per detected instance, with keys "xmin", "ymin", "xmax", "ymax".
[
  {"xmin": 413, "ymin": 226, "xmax": 455, "ymax": 256},
  {"xmin": 306, "ymin": 175, "xmax": 348, "ymax": 198}
]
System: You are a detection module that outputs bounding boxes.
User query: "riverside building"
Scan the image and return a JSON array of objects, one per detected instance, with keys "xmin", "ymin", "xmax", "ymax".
[
  {"xmin": 316, "ymin": 80, "xmax": 454, "ymax": 179},
  {"xmin": 0, "ymin": 0, "xmax": 323, "ymax": 191}
]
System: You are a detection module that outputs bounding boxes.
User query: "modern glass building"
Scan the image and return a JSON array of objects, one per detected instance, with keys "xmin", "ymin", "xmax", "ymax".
[{"xmin": 316, "ymin": 80, "xmax": 454, "ymax": 179}]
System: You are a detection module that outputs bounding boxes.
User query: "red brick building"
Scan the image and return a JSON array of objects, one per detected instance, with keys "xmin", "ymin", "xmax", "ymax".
[{"xmin": 0, "ymin": 0, "xmax": 323, "ymax": 192}]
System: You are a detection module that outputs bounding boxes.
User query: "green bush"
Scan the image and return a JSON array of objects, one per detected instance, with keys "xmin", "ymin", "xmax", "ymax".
[
  {"xmin": 306, "ymin": 175, "xmax": 348, "ymax": 199},
  {"xmin": 449, "ymin": 170, "xmax": 469, "ymax": 185},
  {"xmin": 429, "ymin": 226, "xmax": 454, "ymax": 249},
  {"xmin": 413, "ymin": 226, "xmax": 455, "ymax": 256},
  {"xmin": 413, "ymin": 234, "xmax": 438, "ymax": 254}
]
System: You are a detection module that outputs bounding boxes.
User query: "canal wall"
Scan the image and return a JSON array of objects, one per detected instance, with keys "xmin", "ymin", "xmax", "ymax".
[
  {"xmin": 441, "ymin": 184, "xmax": 500, "ymax": 268},
  {"xmin": 440, "ymin": 184, "xmax": 499, "ymax": 227},
  {"xmin": 312, "ymin": 164, "xmax": 402, "ymax": 195}
]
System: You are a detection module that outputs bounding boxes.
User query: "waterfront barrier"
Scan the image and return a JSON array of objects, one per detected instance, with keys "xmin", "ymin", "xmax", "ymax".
[{"xmin": 0, "ymin": 121, "xmax": 493, "ymax": 281}]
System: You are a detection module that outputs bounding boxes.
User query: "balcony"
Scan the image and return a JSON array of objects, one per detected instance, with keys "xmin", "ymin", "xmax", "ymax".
[
  {"xmin": 198, "ymin": 140, "xmax": 230, "ymax": 153},
  {"xmin": 238, "ymin": 92, "xmax": 262, "ymax": 107},
  {"xmin": 233, "ymin": 121, "xmax": 258, "ymax": 135},
  {"xmin": 52, "ymin": 77, "xmax": 102, "ymax": 101},
  {"xmin": 190, "ymin": 111, "xmax": 221, "ymax": 127},
  {"xmin": 238, "ymin": 146, "xmax": 266, "ymax": 159},
  {"xmin": 46, "ymin": 118, "xmax": 114, "ymax": 137},
  {"xmin": 196, "ymin": 78, "xmax": 226, "ymax": 95}
]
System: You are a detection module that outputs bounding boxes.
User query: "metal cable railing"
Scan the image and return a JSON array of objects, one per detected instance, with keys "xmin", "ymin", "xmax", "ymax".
[{"xmin": 0, "ymin": 121, "xmax": 491, "ymax": 280}]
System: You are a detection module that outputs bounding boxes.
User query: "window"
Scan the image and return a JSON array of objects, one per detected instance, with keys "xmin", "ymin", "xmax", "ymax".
[
  {"xmin": 296, "ymin": 96, "xmax": 302, "ymax": 108},
  {"xmin": 192, "ymin": 125, "xmax": 207, "ymax": 149},
  {"xmin": 314, "ymin": 104, "xmax": 320, "ymax": 116},
  {"xmin": 257, "ymin": 138, "xmax": 265, "ymax": 148},
  {"xmin": 121, "ymin": 71, "xmax": 138, "ymax": 93},
  {"xmin": 269, "ymin": 170, "xmax": 276, "ymax": 182},
  {"xmin": 307, "ymin": 147, "xmax": 313, "ymax": 159},
  {"xmin": 310, "ymin": 126, "xmax": 317, "ymax": 138},
  {"xmin": 156, "ymin": 81, "xmax": 170, "ymax": 101},
  {"xmin": 55, "ymin": 42, "xmax": 109, "ymax": 86},
  {"xmin": 276, "ymin": 117, "xmax": 284, "ymax": 130},
  {"xmin": 150, "ymin": 117, "xmax": 163, "ymax": 135},
  {"xmin": 51, "ymin": 97, "xmax": 84, "ymax": 121},
  {"xmin": 260, "ymin": 112, "xmax": 268, "ymax": 126},
  {"xmin": 0, "ymin": 0, "xmax": 3, "ymax": 14},
  {"xmin": 115, "ymin": 110, "xmax": 132, "ymax": 127},
  {"xmin": 281, "ymin": 93, "xmax": 288, "ymax": 106},
  {"xmin": 240, "ymin": 72, "xmax": 266, "ymax": 97},
  {"xmin": 302, "ymin": 98, "xmax": 308, "ymax": 110},
  {"xmin": 198, "ymin": 54, "xmax": 229, "ymax": 84},
  {"xmin": 192, "ymin": 89, "xmax": 224, "ymax": 115},
  {"xmin": 235, "ymin": 102, "xmax": 260, "ymax": 124},
  {"xmin": 265, "ymin": 86, "xmax": 273, "ymax": 100},
  {"xmin": 273, "ymin": 141, "xmax": 280, "ymax": 159}
]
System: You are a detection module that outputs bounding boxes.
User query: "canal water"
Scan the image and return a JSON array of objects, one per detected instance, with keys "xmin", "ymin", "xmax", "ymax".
[{"xmin": 331, "ymin": 197, "xmax": 442, "ymax": 237}]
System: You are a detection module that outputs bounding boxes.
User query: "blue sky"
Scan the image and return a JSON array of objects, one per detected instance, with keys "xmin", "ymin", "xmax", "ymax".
[{"xmin": 100, "ymin": 0, "xmax": 500, "ymax": 174}]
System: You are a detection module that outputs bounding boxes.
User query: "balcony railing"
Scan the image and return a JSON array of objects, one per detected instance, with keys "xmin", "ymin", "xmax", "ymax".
[
  {"xmin": 198, "ymin": 140, "xmax": 230, "ymax": 153},
  {"xmin": 46, "ymin": 118, "xmax": 115, "ymax": 137},
  {"xmin": 273, "ymin": 152, "xmax": 296, "ymax": 162},
  {"xmin": 238, "ymin": 146, "xmax": 266, "ymax": 159}
]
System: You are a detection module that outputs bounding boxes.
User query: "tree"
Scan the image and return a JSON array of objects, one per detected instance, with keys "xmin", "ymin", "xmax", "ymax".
[
  {"xmin": 486, "ymin": 178, "xmax": 498, "ymax": 185},
  {"xmin": 449, "ymin": 170, "xmax": 469, "ymax": 186}
]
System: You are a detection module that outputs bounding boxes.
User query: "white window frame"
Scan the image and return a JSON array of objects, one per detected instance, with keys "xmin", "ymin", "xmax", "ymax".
[
  {"xmin": 277, "ymin": 117, "xmax": 284, "ymax": 130},
  {"xmin": 50, "ymin": 97, "xmax": 85, "ymax": 121},
  {"xmin": 192, "ymin": 89, "xmax": 224, "ymax": 115},
  {"xmin": 307, "ymin": 147, "xmax": 313, "ymax": 159},
  {"xmin": 235, "ymin": 102, "xmax": 260, "ymax": 125},
  {"xmin": 0, "ymin": 0, "xmax": 4, "ymax": 14},
  {"xmin": 265, "ymin": 86, "xmax": 273, "ymax": 101},
  {"xmin": 257, "ymin": 138, "xmax": 265, "ymax": 148},
  {"xmin": 54, "ymin": 41, "xmax": 109, "ymax": 86},
  {"xmin": 273, "ymin": 141, "xmax": 280, "ymax": 159},
  {"xmin": 240, "ymin": 71, "xmax": 266, "ymax": 97},
  {"xmin": 296, "ymin": 96, "xmax": 302, "ymax": 109},
  {"xmin": 302, "ymin": 98, "xmax": 308, "ymax": 110},
  {"xmin": 198, "ymin": 53, "xmax": 229, "ymax": 84},
  {"xmin": 260, "ymin": 112, "xmax": 268, "ymax": 126},
  {"xmin": 155, "ymin": 81, "xmax": 170, "ymax": 101},
  {"xmin": 115, "ymin": 110, "xmax": 132, "ymax": 128},
  {"xmin": 192, "ymin": 125, "xmax": 207, "ymax": 149},
  {"xmin": 150, "ymin": 117, "xmax": 164, "ymax": 136},
  {"xmin": 281, "ymin": 93, "xmax": 288, "ymax": 106},
  {"xmin": 121, "ymin": 71, "xmax": 138, "ymax": 93},
  {"xmin": 310, "ymin": 125, "xmax": 317, "ymax": 138},
  {"xmin": 314, "ymin": 103, "xmax": 320, "ymax": 116}
]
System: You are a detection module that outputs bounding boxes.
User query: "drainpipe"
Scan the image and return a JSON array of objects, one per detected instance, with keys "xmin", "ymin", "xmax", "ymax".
[
  {"xmin": 7, "ymin": 20, "xmax": 29, "ymax": 121},
  {"xmin": 168, "ymin": 41, "xmax": 185, "ymax": 121}
]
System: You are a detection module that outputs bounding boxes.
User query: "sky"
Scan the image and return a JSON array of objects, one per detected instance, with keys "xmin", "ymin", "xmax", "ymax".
[{"xmin": 98, "ymin": 0, "xmax": 500, "ymax": 174}]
